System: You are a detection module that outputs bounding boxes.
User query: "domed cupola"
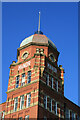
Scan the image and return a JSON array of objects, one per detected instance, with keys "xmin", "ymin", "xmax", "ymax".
[
  {"xmin": 20, "ymin": 34, "xmax": 57, "ymax": 50},
  {"xmin": 20, "ymin": 12, "xmax": 57, "ymax": 50}
]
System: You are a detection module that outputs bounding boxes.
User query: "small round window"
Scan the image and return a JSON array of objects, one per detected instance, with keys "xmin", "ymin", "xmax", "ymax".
[
  {"xmin": 49, "ymin": 53, "xmax": 56, "ymax": 62},
  {"xmin": 22, "ymin": 52, "xmax": 28, "ymax": 59}
]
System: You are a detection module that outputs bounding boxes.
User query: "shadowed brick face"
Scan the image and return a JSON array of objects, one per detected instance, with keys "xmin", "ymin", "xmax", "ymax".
[{"xmin": 0, "ymin": 34, "xmax": 80, "ymax": 120}]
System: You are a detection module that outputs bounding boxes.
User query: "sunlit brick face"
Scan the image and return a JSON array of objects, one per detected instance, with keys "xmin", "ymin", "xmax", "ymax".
[{"xmin": 0, "ymin": 33, "xmax": 79, "ymax": 120}]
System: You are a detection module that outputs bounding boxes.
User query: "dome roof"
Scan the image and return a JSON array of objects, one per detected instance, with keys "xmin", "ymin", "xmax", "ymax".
[{"xmin": 20, "ymin": 34, "xmax": 57, "ymax": 50}]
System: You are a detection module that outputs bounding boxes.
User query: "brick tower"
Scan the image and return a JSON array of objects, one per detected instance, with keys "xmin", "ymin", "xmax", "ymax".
[
  {"xmin": 0, "ymin": 13, "xmax": 80, "ymax": 120},
  {"xmin": 6, "ymin": 30, "xmax": 65, "ymax": 119}
]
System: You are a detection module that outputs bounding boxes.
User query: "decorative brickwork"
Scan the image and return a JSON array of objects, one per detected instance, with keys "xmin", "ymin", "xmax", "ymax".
[{"xmin": 0, "ymin": 33, "xmax": 80, "ymax": 119}]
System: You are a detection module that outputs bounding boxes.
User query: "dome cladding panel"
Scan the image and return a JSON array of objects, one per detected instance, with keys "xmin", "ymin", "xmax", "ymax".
[{"xmin": 20, "ymin": 34, "xmax": 57, "ymax": 49}]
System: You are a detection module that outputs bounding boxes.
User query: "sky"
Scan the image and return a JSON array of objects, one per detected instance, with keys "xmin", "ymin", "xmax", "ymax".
[{"xmin": 2, "ymin": 2, "xmax": 78, "ymax": 106}]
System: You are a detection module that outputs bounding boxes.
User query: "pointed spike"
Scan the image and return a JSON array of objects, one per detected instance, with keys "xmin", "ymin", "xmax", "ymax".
[{"xmin": 38, "ymin": 11, "xmax": 40, "ymax": 33}]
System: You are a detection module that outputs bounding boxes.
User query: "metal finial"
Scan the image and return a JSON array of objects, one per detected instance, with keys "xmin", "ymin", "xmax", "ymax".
[
  {"xmin": 38, "ymin": 11, "xmax": 40, "ymax": 33},
  {"xmin": 34, "ymin": 11, "xmax": 43, "ymax": 34}
]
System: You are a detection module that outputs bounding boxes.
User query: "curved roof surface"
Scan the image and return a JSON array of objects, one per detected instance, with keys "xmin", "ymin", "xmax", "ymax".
[{"xmin": 20, "ymin": 34, "xmax": 57, "ymax": 49}]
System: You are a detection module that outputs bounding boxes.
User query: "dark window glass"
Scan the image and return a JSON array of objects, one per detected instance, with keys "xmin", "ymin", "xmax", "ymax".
[
  {"xmin": 54, "ymin": 101, "xmax": 57, "ymax": 115},
  {"xmin": 44, "ymin": 116, "xmax": 47, "ymax": 120},
  {"xmin": 46, "ymin": 74, "xmax": 49, "ymax": 85},
  {"xmin": 21, "ymin": 73, "xmax": 25, "ymax": 86},
  {"xmin": 18, "ymin": 117, "xmax": 22, "ymax": 120},
  {"xmin": 20, "ymin": 95, "xmax": 24, "ymax": 109},
  {"xmin": 51, "ymin": 77, "xmax": 53, "ymax": 89},
  {"xmin": 44, "ymin": 96, "xmax": 47, "ymax": 109},
  {"xmin": 15, "ymin": 76, "xmax": 19, "ymax": 88},
  {"xmin": 55, "ymin": 80, "xmax": 58, "ymax": 92},
  {"xmin": 26, "ymin": 93, "xmax": 31, "ymax": 107},
  {"xmin": 27, "ymin": 71, "xmax": 31, "ymax": 83},
  {"xmin": 49, "ymin": 98, "xmax": 52, "ymax": 112},
  {"xmin": 14, "ymin": 97, "xmax": 18, "ymax": 111},
  {"xmin": 25, "ymin": 115, "xmax": 29, "ymax": 120}
]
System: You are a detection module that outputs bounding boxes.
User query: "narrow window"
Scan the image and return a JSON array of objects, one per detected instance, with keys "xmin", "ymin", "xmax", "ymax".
[
  {"xmin": 20, "ymin": 95, "xmax": 24, "ymax": 110},
  {"xmin": 46, "ymin": 74, "xmax": 49, "ymax": 85},
  {"xmin": 54, "ymin": 101, "xmax": 57, "ymax": 115},
  {"xmin": 25, "ymin": 115, "xmax": 29, "ymax": 120},
  {"xmin": 18, "ymin": 117, "xmax": 22, "ymax": 120},
  {"xmin": 0, "ymin": 112, "xmax": 1, "ymax": 118},
  {"xmin": 14, "ymin": 97, "xmax": 18, "ymax": 111},
  {"xmin": 15, "ymin": 75, "xmax": 19, "ymax": 88},
  {"xmin": 65, "ymin": 108, "xmax": 70, "ymax": 119},
  {"xmin": 44, "ymin": 95, "xmax": 47, "ymax": 109},
  {"xmin": 44, "ymin": 116, "xmax": 47, "ymax": 120},
  {"xmin": 27, "ymin": 71, "xmax": 31, "ymax": 84},
  {"xmin": 21, "ymin": 73, "xmax": 25, "ymax": 86},
  {"xmin": 60, "ymin": 109, "xmax": 62, "ymax": 118},
  {"xmin": 51, "ymin": 77, "xmax": 53, "ymax": 89},
  {"xmin": 77, "ymin": 115, "xmax": 80, "ymax": 120},
  {"xmin": 2, "ymin": 111, "xmax": 5, "ymax": 119},
  {"xmin": 74, "ymin": 113, "xmax": 76, "ymax": 119},
  {"xmin": 55, "ymin": 80, "xmax": 58, "ymax": 92},
  {"xmin": 49, "ymin": 98, "xmax": 52, "ymax": 112},
  {"xmin": 72, "ymin": 112, "xmax": 75, "ymax": 120},
  {"xmin": 26, "ymin": 93, "xmax": 31, "ymax": 108}
]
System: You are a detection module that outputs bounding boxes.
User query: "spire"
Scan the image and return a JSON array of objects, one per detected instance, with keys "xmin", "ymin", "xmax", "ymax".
[
  {"xmin": 34, "ymin": 11, "xmax": 43, "ymax": 35},
  {"xmin": 38, "ymin": 11, "xmax": 40, "ymax": 33}
]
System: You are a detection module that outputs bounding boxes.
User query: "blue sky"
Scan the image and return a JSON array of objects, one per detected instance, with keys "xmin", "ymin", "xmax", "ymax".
[{"xmin": 2, "ymin": 2, "xmax": 78, "ymax": 105}]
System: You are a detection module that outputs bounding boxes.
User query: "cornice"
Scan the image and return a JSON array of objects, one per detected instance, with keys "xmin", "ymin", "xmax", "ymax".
[
  {"xmin": 6, "ymin": 79, "xmax": 39, "ymax": 94},
  {"xmin": 18, "ymin": 42, "xmax": 49, "ymax": 51},
  {"xmin": 10, "ymin": 56, "xmax": 35, "ymax": 68}
]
